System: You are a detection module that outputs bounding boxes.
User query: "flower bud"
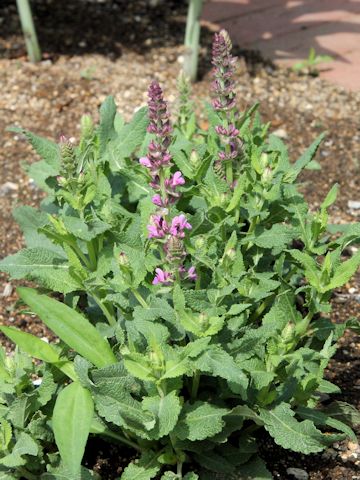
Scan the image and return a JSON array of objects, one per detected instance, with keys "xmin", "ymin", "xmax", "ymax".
[
  {"xmin": 194, "ymin": 236, "xmax": 205, "ymax": 249},
  {"xmin": 165, "ymin": 236, "xmax": 186, "ymax": 263},
  {"xmin": 118, "ymin": 252, "xmax": 129, "ymax": 267},
  {"xmin": 80, "ymin": 114, "xmax": 94, "ymax": 141},
  {"xmin": 198, "ymin": 313, "xmax": 209, "ymax": 329},
  {"xmin": 189, "ymin": 149, "xmax": 200, "ymax": 167},
  {"xmin": 260, "ymin": 152, "xmax": 269, "ymax": 169},
  {"xmin": 262, "ymin": 167, "xmax": 273, "ymax": 184},
  {"xmin": 281, "ymin": 322, "xmax": 295, "ymax": 343},
  {"xmin": 224, "ymin": 247, "xmax": 236, "ymax": 260}
]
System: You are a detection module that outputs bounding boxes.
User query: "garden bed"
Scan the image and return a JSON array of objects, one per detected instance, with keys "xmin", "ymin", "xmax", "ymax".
[{"xmin": 0, "ymin": 1, "xmax": 359, "ymax": 479}]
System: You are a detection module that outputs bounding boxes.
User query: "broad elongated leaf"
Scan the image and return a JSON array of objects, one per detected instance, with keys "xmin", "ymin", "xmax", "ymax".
[
  {"xmin": 194, "ymin": 346, "xmax": 248, "ymax": 392},
  {"xmin": 98, "ymin": 96, "xmax": 117, "ymax": 154},
  {"xmin": 106, "ymin": 107, "xmax": 148, "ymax": 170},
  {"xmin": 18, "ymin": 287, "xmax": 117, "ymax": 368},
  {"xmin": 252, "ymin": 224, "xmax": 299, "ymax": 249},
  {"xmin": 13, "ymin": 205, "xmax": 60, "ymax": 252},
  {"xmin": 289, "ymin": 250, "xmax": 320, "ymax": 289},
  {"xmin": 142, "ymin": 391, "xmax": 182, "ymax": 439},
  {"xmin": 0, "ymin": 248, "xmax": 81, "ymax": 294},
  {"xmin": 326, "ymin": 250, "xmax": 360, "ymax": 291},
  {"xmin": 259, "ymin": 403, "xmax": 344, "ymax": 454},
  {"xmin": 9, "ymin": 127, "xmax": 60, "ymax": 169},
  {"xmin": 53, "ymin": 382, "xmax": 94, "ymax": 479},
  {"xmin": 0, "ymin": 326, "xmax": 75, "ymax": 380},
  {"xmin": 174, "ymin": 402, "xmax": 229, "ymax": 441},
  {"xmin": 296, "ymin": 406, "xmax": 356, "ymax": 442},
  {"xmin": 63, "ymin": 215, "xmax": 111, "ymax": 242},
  {"xmin": 286, "ymin": 132, "xmax": 326, "ymax": 181}
]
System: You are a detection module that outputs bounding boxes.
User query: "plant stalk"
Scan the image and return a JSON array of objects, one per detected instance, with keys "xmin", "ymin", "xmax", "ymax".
[
  {"xmin": 191, "ymin": 370, "xmax": 200, "ymax": 401},
  {"xmin": 183, "ymin": 0, "xmax": 203, "ymax": 82},
  {"xmin": 16, "ymin": 0, "xmax": 41, "ymax": 62},
  {"xmin": 131, "ymin": 288, "xmax": 149, "ymax": 309}
]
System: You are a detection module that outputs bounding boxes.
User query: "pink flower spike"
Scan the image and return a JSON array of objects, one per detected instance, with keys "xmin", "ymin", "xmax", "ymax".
[
  {"xmin": 187, "ymin": 266, "xmax": 197, "ymax": 281},
  {"xmin": 152, "ymin": 268, "xmax": 173, "ymax": 285}
]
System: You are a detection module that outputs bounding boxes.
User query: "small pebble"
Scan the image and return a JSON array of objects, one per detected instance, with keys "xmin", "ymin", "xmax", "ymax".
[
  {"xmin": 0, "ymin": 181, "xmax": 18, "ymax": 196},
  {"xmin": 1, "ymin": 283, "xmax": 13, "ymax": 297},
  {"xmin": 348, "ymin": 200, "xmax": 360, "ymax": 210},
  {"xmin": 286, "ymin": 467, "xmax": 309, "ymax": 480},
  {"xmin": 272, "ymin": 127, "xmax": 288, "ymax": 139}
]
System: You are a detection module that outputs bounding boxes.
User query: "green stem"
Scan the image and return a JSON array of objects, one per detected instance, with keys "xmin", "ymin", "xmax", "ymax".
[
  {"xmin": 70, "ymin": 242, "xmax": 92, "ymax": 269},
  {"xmin": 225, "ymin": 159, "xmax": 233, "ymax": 185},
  {"xmin": 102, "ymin": 430, "xmax": 142, "ymax": 452},
  {"xmin": 131, "ymin": 288, "xmax": 149, "ymax": 309},
  {"xmin": 87, "ymin": 240, "xmax": 97, "ymax": 271},
  {"xmin": 92, "ymin": 292, "xmax": 116, "ymax": 326},
  {"xmin": 191, "ymin": 370, "xmax": 200, "ymax": 401},
  {"xmin": 195, "ymin": 268, "xmax": 201, "ymax": 290},
  {"xmin": 16, "ymin": 0, "xmax": 41, "ymax": 62},
  {"xmin": 18, "ymin": 468, "xmax": 38, "ymax": 480},
  {"xmin": 177, "ymin": 460, "xmax": 183, "ymax": 478}
]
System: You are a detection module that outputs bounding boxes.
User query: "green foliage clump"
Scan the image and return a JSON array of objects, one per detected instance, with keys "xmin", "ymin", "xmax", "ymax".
[{"xmin": 0, "ymin": 31, "xmax": 359, "ymax": 480}]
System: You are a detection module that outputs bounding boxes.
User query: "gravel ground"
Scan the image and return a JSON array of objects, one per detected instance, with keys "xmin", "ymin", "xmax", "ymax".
[{"xmin": 0, "ymin": 1, "xmax": 359, "ymax": 479}]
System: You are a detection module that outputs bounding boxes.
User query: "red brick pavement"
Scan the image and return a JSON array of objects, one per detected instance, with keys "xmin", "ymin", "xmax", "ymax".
[{"xmin": 202, "ymin": 0, "xmax": 360, "ymax": 90}]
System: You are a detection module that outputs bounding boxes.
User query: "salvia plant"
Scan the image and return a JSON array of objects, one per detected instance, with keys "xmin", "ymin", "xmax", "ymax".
[{"xmin": 1, "ymin": 30, "xmax": 360, "ymax": 480}]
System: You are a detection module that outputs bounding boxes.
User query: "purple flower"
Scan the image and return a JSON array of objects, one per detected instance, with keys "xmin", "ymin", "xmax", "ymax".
[
  {"xmin": 139, "ymin": 156, "xmax": 152, "ymax": 168},
  {"xmin": 152, "ymin": 268, "xmax": 173, "ymax": 285},
  {"xmin": 167, "ymin": 171, "xmax": 185, "ymax": 188},
  {"xmin": 147, "ymin": 215, "xmax": 169, "ymax": 239},
  {"xmin": 169, "ymin": 214, "xmax": 192, "ymax": 238},
  {"xmin": 215, "ymin": 124, "xmax": 239, "ymax": 138},
  {"xmin": 187, "ymin": 266, "xmax": 197, "ymax": 281},
  {"xmin": 151, "ymin": 194, "xmax": 165, "ymax": 207}
]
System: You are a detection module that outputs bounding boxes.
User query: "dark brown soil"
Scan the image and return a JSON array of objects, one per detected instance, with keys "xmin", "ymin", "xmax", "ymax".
[{"xmin": 0, "ymin": 1, "xmax": 359, "ymax": 479}]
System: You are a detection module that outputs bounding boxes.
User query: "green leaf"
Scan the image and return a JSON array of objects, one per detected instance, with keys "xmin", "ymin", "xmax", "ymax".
[
  {"xmin": 18, "ymin": 287, "xmax": 117, "ymax": 368},
  {"xmin": 325, "ymin": 250, "xmax": 360, "ymax": 291},
  {"xmin": 0, "ymin": 432, "xmax": 38, "ymax": 468},
  {"xmin": 322, "ymin": 401, "xmax": 360, "ymax": 427},
  {"xmin": 13, "ymin": 205, "xmax": 59, "ymax": 251},
  {"xmin": 194, "ymin": 346, "xmax": 248, "ymax": 392},
  {"xmin": 203, "ymin": 167, "xmax": 229, "ymax": 198},
  {"xmin": 106, "ymin": 107, "xmax": 148, "ymax": 170},
  {"xmin": 259, "ymin": 402, "xmax": 344, "ymax": 454},
  {"xmin": 123, "ymin": 352, "xmax": 157, "ymax": 382},
  {"xmin": 53, "ymin": 382, "xmax": 94, "ymax": 479},
  {"xmin": 26, "ymin": 160, "xmax": 59, "ymax": 192},
  {"xmin": 0, "ymin": 326, "xmax": 75, "ymax": 379},
  {"xmin": 286, "ymin": 133, "xmax": 326, "ymax": 182},
  {"xmin": 0, "ymin": 248, "xmax": 81, "ymax": 294},
  {"xmin": 296, "ymin": 406, "xmax": 356, "ymax": 442},
  {"xmin": 98, "ymin": 96, "xmax": 117, "ymax": 154},
  {"xmin": 252, "ymin": 224, "xmax": 299, "ymax": 249},
  {"xmin": 142, "ymin": 391, "xmax": 182, "ymax": 439},
  {"xmin": 289, "ymin": 250, "xmax": 320, "ymax": 289},
  {"xmin": 9, "ymin": 127, "xmax": 60, "ymax": 169},
  {"xmin": 88, "ymin": 363, "xmax": 155, "ymax": 434},
  {"xmin": 235, "ymin": 457, "xmax": 273, "ymax": 480},
  {"xmin": 63, "ymin": 216, "xmax": 111, "ymax": 242},
  {"xmin": 174, "ymin": 402, "xmax": 229, "ymax": 441},
  {"xmin": 121, "ymin": 451, "xmax": 160, "ymax": 480},
  {"xmin": 0, "ymin": 419, "xmax": 12, "ymax": 451}
]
